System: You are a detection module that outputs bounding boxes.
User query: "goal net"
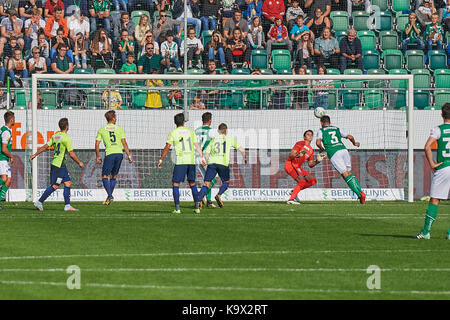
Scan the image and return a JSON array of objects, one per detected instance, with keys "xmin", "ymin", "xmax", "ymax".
[{"xmin": 9, "ymin": 73, "xmax": 426, "ymax": 202}]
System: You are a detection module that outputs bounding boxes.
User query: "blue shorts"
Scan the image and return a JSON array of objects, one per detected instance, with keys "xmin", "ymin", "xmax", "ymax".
[
  {"xmin": 204, "ymin": 163, "xmax": 230, "ymax": 182},
  {"xmin": 50, "ymin": 165, "xmax": 71, "ymax": 186},
  {"xmin": 172, "ymin": 164, "xmax": 196, "ymax": 183},
  {"xmin": 102, "ymin": 153, "xmax": 123, "ymax": 176}
]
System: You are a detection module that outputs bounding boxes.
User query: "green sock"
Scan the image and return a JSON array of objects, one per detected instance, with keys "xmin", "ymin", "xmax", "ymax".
[
  {"xmin": 422, "ymin": 203, "xmax": 438, "ymax": 234},
  {"xmin": 206, "ymin": 178, "xmax": 216, "ymax": 202},
  {"xmin": 0, "ymin": 184, "xmax": 9, "ymax": 201},
  {"xmin": 0, "ymin": 179, "xmax": 5, "ymax": 188},
  {"xmin": 344, "ymin": 174, "xmax": 362, "ymax": 198}
]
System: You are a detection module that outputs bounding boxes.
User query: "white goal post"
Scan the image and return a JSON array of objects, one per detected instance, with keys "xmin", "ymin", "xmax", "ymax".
[{"xmin": 30, "ymin": 73, "xmax": 415, "ymax": 203}]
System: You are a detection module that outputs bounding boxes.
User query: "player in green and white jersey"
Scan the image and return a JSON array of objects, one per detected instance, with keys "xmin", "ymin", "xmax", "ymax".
[
  {"xmin": 30, "ymin": 118, "xmax": 84, "ymax": 211},
  {"xmin": 316, "ymin": 115, "xmax": 366, "ymax": 204},
  {"xmin": 416, "ymin": 103, "xmax": 450, "ymax": 239},
  {"xmin": 95, "ymin": 110, "xmax": 133, "ymax": 205},
  {"xmin": 0, "ymin": 111, "xmax": 15, "ymax": 209},
  {"xmin": 195, "ymin": 112, "xmax": 217, "ymax": 208},
  {"xmin": 158, "ymin": 113, "xmax": 205, "ymax": 214},
  {"xmin": 198, "ymin": 123, "xmax": 247, "ymax": 208}
]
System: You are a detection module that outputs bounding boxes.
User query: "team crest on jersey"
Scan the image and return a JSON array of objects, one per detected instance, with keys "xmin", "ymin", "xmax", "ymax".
[{"xmin": 106, "ymin": 126, "xmax": 117, "ymax": 131}]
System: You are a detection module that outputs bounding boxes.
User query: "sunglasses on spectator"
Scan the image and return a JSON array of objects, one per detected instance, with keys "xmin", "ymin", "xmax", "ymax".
[
  {"xmin": 146, "ymin": 47, "xmax": 154, "ymax": 50},
  {"xmin": 160, "ymin": 14, "xmax": 167, "ymax": 17}
]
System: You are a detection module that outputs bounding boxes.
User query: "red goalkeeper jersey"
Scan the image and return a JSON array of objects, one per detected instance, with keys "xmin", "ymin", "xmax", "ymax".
[{"xmin": 287, "ymin": 140, "xmax": 314, "ymax": 168}]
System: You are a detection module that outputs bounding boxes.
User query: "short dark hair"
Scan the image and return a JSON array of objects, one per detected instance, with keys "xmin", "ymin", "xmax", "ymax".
[
  {"xmin": 58, "ymin": 118, "xmax": 69, "ymax": 130},
  {"xmin": 126, "ymin": 51, "xmax": 135, "ymax": 58},
  {"xmin": 4, "ymin": 111, "xmax": 14, "ymax": 124},
  {"xmin": 303, "ymin": 129, "xmax": 313, "ymax": 138},
  {"xmin": 174, "ymin": 113, "xmax": 185, "ymax": 126},
  {"xmin": 121, "ymin": 11, "xmax": 129, "ymax": 18},
  {"xmin": 320, "ymin": 115, "xmax": 330, "ymax": 124},
  {"xmin": 202, "ymin": 112, "xmax": 212, "ymax": 124},
  {"xmin": 218, "ymin": 123, "xmax": 227, "ymax": 131},
  {"xmin": 54, "ymin": 6, "xmax": 62, "ymax": 12},
  {"xmin": 105, "ymin": 110, "xmax": 116, "ymax": 122},
  {"xmin": 442, "ymin": 103, "xmax": 450, "ymax": 120}
]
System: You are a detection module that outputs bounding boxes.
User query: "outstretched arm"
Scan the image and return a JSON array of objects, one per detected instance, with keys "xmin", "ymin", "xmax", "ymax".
[
  {"xmin": 29, "ymin": 144, "xmax": 50, "ymax": 161},
  {"xmin": 316, "ymin": 138, "xmax": 325, "ymax": 153},
  {"xmin": 346, "ymin": 135, "xmax": 360, "ymax": 147},
  {"xmin": 68, "ymin": 151, "xmax": 84, "ymax": 168},
  {"xmin": 238, "ymin": 146, "xmax": 248, "ymax": 164}
]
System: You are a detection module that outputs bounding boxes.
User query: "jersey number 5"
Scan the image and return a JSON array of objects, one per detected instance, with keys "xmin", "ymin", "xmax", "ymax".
[{"xmin": 109, "ymin": 131, "xmax": 116, "ymax": 143}]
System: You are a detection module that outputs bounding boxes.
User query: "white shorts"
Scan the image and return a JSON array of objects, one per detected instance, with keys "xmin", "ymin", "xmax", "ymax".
[
  {"xmin": 0, "ymin": 160, "xmax": 11, "ymax": 178},
  {"xmin": 330, "ymin": 149, "xmax": 352, "ymax": 175},
  {"xmin": 430, "ymin": 166, "xmax": 450, "ymax": 200}
]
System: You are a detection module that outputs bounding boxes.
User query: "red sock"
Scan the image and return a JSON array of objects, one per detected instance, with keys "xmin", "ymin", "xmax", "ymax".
[{"xmin": 289, "ymin": 180, "xmax": 307, "ymax": 200}]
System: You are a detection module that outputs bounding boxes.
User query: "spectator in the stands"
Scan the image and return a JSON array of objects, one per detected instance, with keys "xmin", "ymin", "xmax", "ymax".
[
  {"xmin": 401, "ymin": 12, "xmax": 424, "ymax": 55},
  {"xmin": 266, "ymin": 17, "xmax": 292, "ymax": 55},
  {"xmin": 425, "ymin": 12, "xmax": 444, "ymax": 50},
  {"xmin": 312, "ymin": 64, "xmax": 332, "ymax": 109},
  {"xmin": 224, "ymin": 9, "xmax": 248, "ymax": 40},
  {"xmin": 88, "ymin": 0, "xmax": 111, "ymax": 34},
  {"xmin": 118, "ymin": 28, "xmax": 135, "ymax": 65},
  {"xmin": 63, "ymin": 0, "xmax": 88, "ymax": 17},
  {"xmin": 304, "ymin": 0, "xmax": 331, "ymax": 20},
  {"xmin": 144, "ymin": 69, "xmax": 164, "ymax": 108},
  {"xmin": 306, "ymin": 7, "xmax": 331, "ymax": 40},
  {"xmin": 293, "ymin": 30, "xmax": 314, "ymax": 68},
  {"xmin": 68, "ymin": 10, "xmax": 89, "ymax": 44},
  {"xmin": 245, "ymin": 0, "xmax": 263, "ymax": 23},
  {"xmin": 28, "ymin": 45, "xmax": 47, "ymax": 75},
  {"xmin": 19, "ymin": 0, "xmax": 42, "ymax": 22},
  {"xmin": 339, "ymin": 28, "xmax": 363, "ymax": 74},
  {"xmin": 31, "ymin": 31, "xmax": 49, "ymax": 63},
  {"xmin": 152, "ymin": 10, "xmax": 183, "ymax": 45},
  {"xmin": 199, "ymin": 59, "xmax": 220, "ymax": 107},
  {"xmin": 110, "ymin": 0, "xmax": 126, "ymax": 12},
  {"xmin": 4, "ymin": 36, "xmax": 21, "ymax": 63},
  {"xmin": 416, "ymin": 0, "xmax": 436, "ymax": 26},
  {"xmin": 161, "ymin": 31, "xmax": 181, "ymax": 72},
  {"xmin": 443, "ymin": 0, "xmax": 450, "ymax": 31},
  {"xmin": 290, "ymin": 15, "xmax": 309, "ymax": 50},
  {"xmin": 330, "ymin": 0, "xmax": 346, "ymax": 12},
  {"xmin": 173, "ymin": 0, "xmax": 202, "ymax": 37},
  {"xmin": 44, "ymin": 0, "xmax": 64, "ymax": 18},
  {"xmin": 0, "ymin": 0, "xmax": 20, "ymax": 23},
  {"xmin": 180, "ymin": 26, "xmax": 203, "ymax": 69},
  {"xmin": 261, "ymin": 0, "xmax": 285, "ymax": 36},
  {"xmin": 313, "ymin": 27, "xmax": 339, "ymax": 69},
  {"xmin": 51, "ymin": 43, "xmax": 73, "ymax": 102},
  {"xmin": 139, "ymin": 30, "xmax": 160, "ymax": 56},
  {"xmin": 225, "ymin": 27, "xmax": 250, "ymax": 70},
  {"xmin": 73, "ymin": 31, "xmax": 87, "ymax": 68},
  {"xmin": 0, "ymin": 9, "xmax": 24, "ymax": 57},
  {"xmin": 346, "ymin": 0, "xmax": 370, "ymax": 17},
  {"xmin": 8, "ymin": 48, "xmax": 28, "ymax": 87},
  {"xmin": 200, "ymin": 0, "xmax": 220, "ymax": 32},
  {"xmin": 24, "ymin": 7, "xmax": 45, "ymax": 51},
  {"xmin": 137, "ymin": 42, "xmax": 170, "ymax": 74},
  {"xmin": 44, "ymin": 6, "xmax": 68, "ymax": 39},
  {"xmin": 205, "ymin": 30, "xmax": 226, "ymax": 68},
  {"xmin": 120, "ymin": 51, "xmax": 137, "ymax": 74},
  {"xmin": 247, "ymin": 16, "xmax": 264, "ymax": 49},
  {"xmin": 113, "ymin": 11, "xmax": 134, "ymax": 44},
  {"xmin": 49, "ymin": 26, "xmax": 72, "ymax": 60},
  {"xmin": 90, "ymin": 28, "xmax": 113, "ymax": 70},
  {"xmin": 286, "ymin": 0, "xmax": 305, "ymax": 31},
  {"xmin": 135, "ymin": 13, "xmax": 150, "ymax": 45},
  {"xmin": 155, "ymin": 0, "xmax": 167, "ymax": 11},
  {"xmin": 290, "ymin": 65, "xmax": 310, "ymax": 109}
]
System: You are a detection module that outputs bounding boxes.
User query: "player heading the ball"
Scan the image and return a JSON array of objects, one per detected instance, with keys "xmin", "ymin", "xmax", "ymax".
[
  {"xmin": 30, "ymin": 118, "xmax": 84, "ymax": 211},
  {"xmin": 95, "ymin": 110, "xmax": 133, "ymax": 205},
  {"xmin": 285, "ymin": 130, "xmax": 326, "ymax": 205},
  {"xmin": 0, "ymin": 111, "xmax": 15, "ymax": 209},
  {"xmin": 316, "ymin": 115, "xmax": 366, "ymax": 204},
  {"xmin": 198, "ymin": 123, "xmax": 247, "ymax": 209},
  {"xmin": 158, "ymin": 113, "xmax": 205, "ymax": 214},
  {"xmin": 416, "ymin": 103, "xmax": 450, "ymax": 240}
]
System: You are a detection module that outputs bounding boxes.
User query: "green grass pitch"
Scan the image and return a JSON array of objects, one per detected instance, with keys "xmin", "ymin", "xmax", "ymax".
[{"xmin": 0, "ymin": 200, "xmax": 449, "ymax": 300}]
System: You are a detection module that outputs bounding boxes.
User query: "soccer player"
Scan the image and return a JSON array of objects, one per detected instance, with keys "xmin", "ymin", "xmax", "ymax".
[
  {"xmin": 285, "ymin": 130, "xmax": 326, "ymax": 205},
  {"xmin": 95, "ymin": 110, "xmax": 133, "ymax": 205},
  {"xmin": 0, "ymin": 111, "xmax": 15, "ymax": 208},
  {"xmin": 198, "ymin": 123, "xmax": 247, "ymax": 208},
  {"xmin": 30, "ymin": 118, "xmax": 84, "ymax": 212},
  {"xmin": 195, "ymin": 112, "xmax": 217, "ymax": 208},
  {"xmin": 416, "ymin": 103, "xmax": 450, "ymax": 239},
  {"xmin": 316, "ymin": 115, "xmax": 366, "ymax": 204},
  {"xmin": 158, "ymin": 113, "xmax": 205, "ymax": 214}
]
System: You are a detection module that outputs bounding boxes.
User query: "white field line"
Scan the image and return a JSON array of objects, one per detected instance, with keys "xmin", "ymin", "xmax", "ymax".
[
  {"xmin": 0, "ymin": 249, "xmax": 449, "ymax": 261},
  {"xmin": 1, "ymin": 279, "xmax": 450, "ymax": 296}
]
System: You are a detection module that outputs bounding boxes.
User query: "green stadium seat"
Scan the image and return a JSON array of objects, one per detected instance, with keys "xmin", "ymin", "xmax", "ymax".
[
  {"xmin": 14, "ymin": 90, "xmax": 28, "ymax": 108},
  {"xmin": 414, "ymin": 90, "xmax": 430, "ymax": 109},
  {"xmin": 231, "ymin": 68, "xmax": 251, "ymax": 75},
  {"xmin": 379, "ymin": 31, "xmax": 399, "ymax": 51},
  {"xmin": 86, "ymin": 89, "xmax": 103, "ymax": 109},
  {"xmin": 388, "ymin": 90, "xmax": 406, "ymax": 109},
  {"xmin": 364, "ymin": 90, "xmax": 384, "ymax": 109},
  {"xmin": 335, "ymin": 30, "xmax": 348, "ymax": 43},
  {"xmin": 259, "ymin": 68, "xmax": 273, "ymax": 75},
  {"xmin": 428, "ymin": 50, "xmax": 447, "ymax": 70},
  {"xmin": 74, "ymin": 68, "xmax": 93, "ymax": 74},
  {"xmin": 341, "ymin": 90, "xmax": 361, "ymax": 109},
  {"xmin": 366, "ymin": 69, "xmax": 387, "ymax": 88},
  {"xmin": 371, "ymin": 0, "xmax": 389, "ymax": 11},
  {"xmin": 131, "ymin": 90, "xmax": 147, "ymax": 109},
  {"xmin": 271, "ymin": 49, "xmax": 291, "ymax": 72},
  {"xmin": 434, "ymin": 69, "xmax": 450, "ymax": 88},
  {"xmin": 405, "ymin": 50, "xmax": 425, "ymax": 71},
  {"xmin": 363, "ymin": 50, "xmax": 380, "ymax": 70},
  {"xmin": 343, "ymin": 69, "xmax": 363, "ymax": 90},
  {"xmin": 326, "ymin": 68, "xmax": 340, "ymax": 75},
  {"xmin": 374, "ymin": 11, "xmax": 393, "ymax": 32},
  {"xmin": 434, "ymin": 90, "xmax": 450, "ymax": 108},
  {"xmin": 381, "ymin": 49, "xmax": 403, "ymax": 70},
  {"xmin": 330, "ymin": 11, "xmax": 349, "ymax": 32},
  {"xmin": 352, "ymin": 11, "xmax": 370, "ymax": 31},
  {"xmin": 131, "ymin": 10, "xmax": 150, "ymax": 26},
  {"xmin": 357, "ymin": 30, "xmax": 376, "ymax": 51},
  {"xmin": 391, "ymin": 0, "xmax": 410, "ymax": 12},
  {"xmin": 389, "ymin": 68, "xmax": 408, "ymax": 88},
  {"xmin": 201, "ymin": 30, "xmax": 213, "ymax": 47},
  {"xmin": 395, "ymin": 13, "xmax": 410, "ymax": 33},
  {"xmin": 250, "ymin": 49, "xmax": 268, "ymax": 70},
  {"xmin": 411, "ymin": 69, "xmax": 430, "ymax": 89},
  {"xmin": 96, "ymin": 68, "xmax": 116, "ymax": 74}
]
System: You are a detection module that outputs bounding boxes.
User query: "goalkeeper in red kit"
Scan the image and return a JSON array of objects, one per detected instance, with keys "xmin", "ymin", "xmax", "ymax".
[{"xmin": 284, "ymin": 130, "xmax": 327, "ymax": 204}]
